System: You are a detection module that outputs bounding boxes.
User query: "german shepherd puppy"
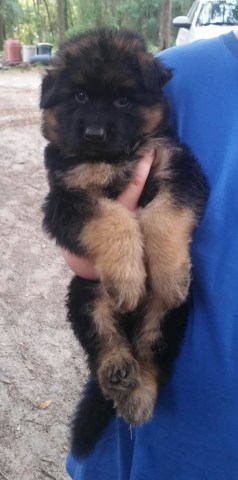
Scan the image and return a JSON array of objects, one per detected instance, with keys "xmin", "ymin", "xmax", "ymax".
[{"xmin": 40, "ymin": 28, "xmax": 208, "ymax": 457}]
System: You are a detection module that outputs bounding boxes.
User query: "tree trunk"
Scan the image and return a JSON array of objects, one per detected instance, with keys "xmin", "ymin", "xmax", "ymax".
[
  {"xmin": 42, "ymin": 0, "xmax": 54, "ymax": 36},
  {"xmin": 64, "ymin": 0, "xmax": 68, "ymax": 31},
  {"xmin": 57, "ymin": 0, "xmax": 65, "ymax": 45},
  {"xmin": 0, "ymin": 12, "xmax": 4, "ymax": 52},
  {"xmin": 159, "ymin": 0, "xmax": 172, "ymax": 50}
]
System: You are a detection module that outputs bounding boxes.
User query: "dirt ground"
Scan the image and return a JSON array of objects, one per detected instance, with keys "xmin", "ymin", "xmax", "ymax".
[{"xmin": 0, "ymin": 69, "xmax": 88, "ymax": 480}]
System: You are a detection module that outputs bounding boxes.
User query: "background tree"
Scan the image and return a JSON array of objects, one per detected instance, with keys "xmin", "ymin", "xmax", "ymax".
[
  {"xmin": 57, "ymin": 0, "xmax": 65, "ymax": 43},
  {"xmin": 0, "ymin": 0, "xmax": 22, "ymax": 50},
  {"xmin": 1, "ymin": 0, "xmax": 194, "ymax": 53},
  {"xmin": 160, "ymin": 0, "xmax": 172, "ymax": 50},
  {"xmin": 0, "ymin": 8, "xmax": 4, "ymax": 51}
]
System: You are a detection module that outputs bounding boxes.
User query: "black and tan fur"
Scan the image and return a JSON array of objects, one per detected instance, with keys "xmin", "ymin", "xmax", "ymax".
[{"xmin": 40, "ymin": 28, "xmax": 209, "ymax": 457}]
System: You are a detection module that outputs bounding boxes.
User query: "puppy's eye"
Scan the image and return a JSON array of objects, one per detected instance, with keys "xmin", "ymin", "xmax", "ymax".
[
  {"xmin": 75, "ymin": 91, "xmax": 89, "ymax": 104},
  {"xmin": 114, "ymin": 97, "xmax": 130, "ymax": 108}
]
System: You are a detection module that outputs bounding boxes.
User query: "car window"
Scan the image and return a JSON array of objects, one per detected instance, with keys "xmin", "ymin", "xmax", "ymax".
[
  {"xmin": 196, "ymin": 0, "xmax": 238, "ymax": 26},
  {"xmin": 188, "ymin": 0, "xmax": 200, "ymax": 21}
]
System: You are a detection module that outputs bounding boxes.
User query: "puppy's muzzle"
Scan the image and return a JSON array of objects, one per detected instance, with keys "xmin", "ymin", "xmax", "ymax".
[{"xmin": 84, "ymin": 127, "xmax": 106, "ymax": 142}]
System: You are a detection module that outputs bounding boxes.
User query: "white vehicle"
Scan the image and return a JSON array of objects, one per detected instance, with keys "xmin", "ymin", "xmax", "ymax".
[{"xmin": 173, "ymin": 0, "xmax": 238, "ymax": 45}]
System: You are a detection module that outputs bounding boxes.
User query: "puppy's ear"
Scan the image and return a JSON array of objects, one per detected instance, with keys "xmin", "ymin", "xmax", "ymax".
[
  {"xmin": 155, "ymin": 60, "xmax": 173, "ymax": 89},
  {"xmin": 139, "ymin": 54, "xmax": 173, "ymax": 92},
  {"xmin": 40, "ymin": 70, "xmax": 58, "ymax": 109}
]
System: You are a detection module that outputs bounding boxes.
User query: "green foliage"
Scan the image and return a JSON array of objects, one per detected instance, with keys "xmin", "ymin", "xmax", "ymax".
[
  {"xmin": 65, "ymin": 0, "xmax": 162, "ymax": 49},
  {"xmin": 16, "ymin": 0, "xmax": 57, "ymax": 45},
  {"xmin": 1, "ymin": 0, "xmax": 22, "ymax": 38},
  {"xmin": 172, "ymin": 0, "xmax": 194, "ymax": 20},
  {"xmin": 171, "ymin": 0, "xmax": 194, "ymax": 44},
  {"xmin": 1, "ymin": 0, "xmax": 22, "ymax": 19},
  {"xmin": 1, "ymin": 0, "xmax": 195, "ymax": 50}
]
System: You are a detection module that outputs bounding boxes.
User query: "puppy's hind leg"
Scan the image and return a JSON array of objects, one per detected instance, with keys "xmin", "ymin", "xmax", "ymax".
[
  {"xmin": 67, "ymin": 277, "xmax": 141, "ymax": 403},
  {"xmin": 117, "ymin": 296, "xmax": 166, "ymax": 426},
  {"xmin": 93, "ymin": 288, "xmax": 141, "ymax": 400},
  {"xmin": 115, "ymin": 361, "xmax": 159, "ymax": 426}
]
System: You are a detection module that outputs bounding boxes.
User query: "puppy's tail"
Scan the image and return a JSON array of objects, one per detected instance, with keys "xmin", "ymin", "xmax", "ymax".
[{"xmin": 72, "ymin": 379, "xmax": 115, "ymax": 458}]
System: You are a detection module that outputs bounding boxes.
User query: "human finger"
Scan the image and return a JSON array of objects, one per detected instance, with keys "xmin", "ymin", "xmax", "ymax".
[
  {"xmin": 62, "ymin": 249, "xmax": 98, "ymax": 280},
  {"xmin": 117, "ymin": 149, "xmax": 155, "ymax": 211}
]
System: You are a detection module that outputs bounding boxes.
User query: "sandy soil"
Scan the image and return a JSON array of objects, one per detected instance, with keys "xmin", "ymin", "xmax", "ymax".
[{"xmin": 0, "ymin": 70, "xmax": 88, "ymax": 480}]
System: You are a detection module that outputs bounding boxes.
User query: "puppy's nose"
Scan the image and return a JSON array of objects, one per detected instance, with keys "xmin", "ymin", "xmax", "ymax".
[{"xmin": 84, "ymin": 127, "xmax": 106, "ymax": 141}]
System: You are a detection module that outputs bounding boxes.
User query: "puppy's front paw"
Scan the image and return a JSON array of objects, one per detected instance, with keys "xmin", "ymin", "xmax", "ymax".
[
  {"xmin": 104, "ymin": 254, "xmax": 146, "ymax": 311},
  {"xmin": 149, "ymin": 260, "xmax": 191, "ymax": 309},
  {"xmin": 98, "ymin": 351, "xmax": 141, "ymax": 398},
  {"xmin": 105, "ymin": 275, "xmax": 145, "ymax": 312}
]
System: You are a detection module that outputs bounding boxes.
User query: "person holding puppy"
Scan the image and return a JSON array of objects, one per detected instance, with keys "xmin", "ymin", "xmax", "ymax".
[{"xmin": 65, "ymin": 30, "xmax": 238, "ymax": 479}]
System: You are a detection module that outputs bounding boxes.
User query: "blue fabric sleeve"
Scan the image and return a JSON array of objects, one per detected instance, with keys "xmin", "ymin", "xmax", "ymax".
[{"xmin": 66, "ymin": 32, "xmax": 238, "ymax": 479}]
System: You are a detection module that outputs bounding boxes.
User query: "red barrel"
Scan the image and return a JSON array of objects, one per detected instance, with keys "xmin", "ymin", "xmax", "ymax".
[{"xmin": 4, "ymin": 38, "xmax": 22, "ymax": 63}]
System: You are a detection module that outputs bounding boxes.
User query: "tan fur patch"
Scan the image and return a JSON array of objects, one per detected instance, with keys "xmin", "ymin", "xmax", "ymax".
[
  {"xmin": 153, "ymin": 140, "xmax": 179, "ymax": 180},
  {"xmin": 63, "ymin": 163, "xmax": 115, "ymax": 190},
  {"xmin": 80, "ymin": 198, "xmax": 146, "ymax": 311},
  {"xmin": 139, "ymin": 105, "xmax": 166, "ymax": 134},
  {"xmin": 139, "ymin": 191, "xmax": 196, "ymax": 310},
  {"xmin": 135, "ymin": 295, "xmax": 165, "ymax": 359},
  {"xmin": 92, "ymin": 287, "xmax": 117, "ymax": 342},
  {"xmin": 63, "ymin": 161, "xmax": 134, "ymax": 190},
  {"xmin": 115, "ymin": 362, "xmax": 159, "ymax": 425},
  {"xmin": 93, "ymin": 291, "xmax": 141, "ymax": 395},
  {"xmin": 137, "ymin": 137, "xmax": 180, "ymax": 184},
  {"xmin": 42, "ymin": 109, "xmax": 60, "ymax": 145}
]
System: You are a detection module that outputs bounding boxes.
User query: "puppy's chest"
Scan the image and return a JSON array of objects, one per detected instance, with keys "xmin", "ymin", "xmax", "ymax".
[{"xmin": 62, "ymin": 159, "xmax": 162, "ymax": 205}]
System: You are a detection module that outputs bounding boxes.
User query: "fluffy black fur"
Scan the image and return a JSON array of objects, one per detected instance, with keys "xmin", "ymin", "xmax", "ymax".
[
  {"xmin": 41, "ymin": 28, "xmax": 209, "ymax": 458},
  {"xmin": 68, "ymin": 278, "xmax": 190, "ymax": 456}
]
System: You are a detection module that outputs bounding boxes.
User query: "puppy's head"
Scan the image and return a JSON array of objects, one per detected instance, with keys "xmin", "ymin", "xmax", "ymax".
[{"xmin": 41, "ymin": 28, "xmax": 172, "ymax": 163}]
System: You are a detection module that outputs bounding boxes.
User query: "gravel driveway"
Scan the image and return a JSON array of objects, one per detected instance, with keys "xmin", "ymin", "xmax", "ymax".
[{"xmin": 0, "ymin": 69, "xmax": 87, "ymax": 480}]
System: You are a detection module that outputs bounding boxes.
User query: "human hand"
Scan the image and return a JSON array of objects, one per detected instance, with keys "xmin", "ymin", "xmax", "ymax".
[{"xmin": 62, "ymin": 149, "xmax": 155, "ymax": 280}]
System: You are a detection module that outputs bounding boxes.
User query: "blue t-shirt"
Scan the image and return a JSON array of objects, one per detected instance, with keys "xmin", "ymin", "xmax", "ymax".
[{"xmin": 67, "ymin": 32, "xmax": 238, "ymax": 479}]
